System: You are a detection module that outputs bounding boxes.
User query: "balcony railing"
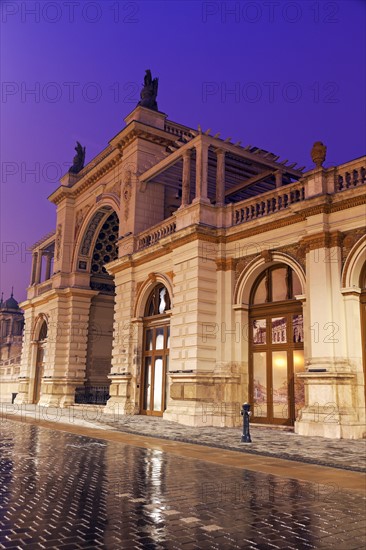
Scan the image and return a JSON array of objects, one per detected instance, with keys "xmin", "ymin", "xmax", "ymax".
[
  {"xmin": 233, "ymin": 180, "xmax": 305, "ymax": 226},
  {"xmin": 136, "ymin": 217, "xmax": 177, "ymax": 251},
  {"xmin": 336, "ymin": 159, "xmax": 366, "ymax": 192}
]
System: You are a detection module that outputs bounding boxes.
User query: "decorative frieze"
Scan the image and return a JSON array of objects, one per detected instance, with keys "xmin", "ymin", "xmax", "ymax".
[{"xmin": 215, "ymin": 257, "xmax": 237, "ymax": 271}]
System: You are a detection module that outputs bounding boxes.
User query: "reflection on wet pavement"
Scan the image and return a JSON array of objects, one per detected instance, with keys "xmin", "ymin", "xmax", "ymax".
[{"xmin": 0, "ymin": 420, "xmax": 365, "ymax": 549}]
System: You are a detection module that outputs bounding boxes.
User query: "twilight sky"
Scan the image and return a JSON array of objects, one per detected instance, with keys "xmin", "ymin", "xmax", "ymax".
[{"xmin": 1, "ymin": 0, "xmax": 365, "ymax": 302}]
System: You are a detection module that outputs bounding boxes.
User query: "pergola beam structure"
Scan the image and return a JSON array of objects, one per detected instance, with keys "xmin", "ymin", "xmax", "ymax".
[{"xmin": 225, "ymin": 170, "xmax": 275, "ymax": 197}]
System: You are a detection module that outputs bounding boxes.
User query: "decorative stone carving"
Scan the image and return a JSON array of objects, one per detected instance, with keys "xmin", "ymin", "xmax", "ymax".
[
  {"xmin": 260, "ymin": 249, "xmax": 272, "ymax": 263},
  {"xmin": 311, "ymin": 141, "xmax": 327, "ymax": 168},
  {"xmin": 277, "ymin": 243, "xmax": 306, "ymax": 272},
  {"xmin": 55, "ymin": 224, "xmax": 62, "ymax": 261},
  {"xmin": 215, "ymin": 258, "xmax": 237, "ymax": 271},
  {"xmin": 123, "ymin": 171, "xmax": 133, "ymax": 221},
  {"xmin": 341, "ymin": 228, "xmax": 366, "ymax": 266},
  {"xmin": 108, "ymin": 180, "xmax": 121, "ymax": 199},
  {"xmin": 147, "ymin": 272, "xmax": 156, "ymax": 283},
  {"xmin": 74, "ymin": 204, "xmax": 91, "ymax": 238},
  {"xmin": 80, "ymin": 211, "xmax": 105, "ymax": 256}
]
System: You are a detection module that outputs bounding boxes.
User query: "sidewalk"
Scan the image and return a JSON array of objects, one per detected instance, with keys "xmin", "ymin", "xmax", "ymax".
[{"xmin": 1, "ymin": 403, "xmax": 365, "ymax": 473}]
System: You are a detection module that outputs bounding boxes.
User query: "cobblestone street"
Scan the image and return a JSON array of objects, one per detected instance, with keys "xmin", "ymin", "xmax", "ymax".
[
  {"xmin": 1, "ymin": 404, "xmax": 365, "ymax": 472},
  {"xmin": 0, "ymin": 418, "xmax": 365, "ymax": 549}
]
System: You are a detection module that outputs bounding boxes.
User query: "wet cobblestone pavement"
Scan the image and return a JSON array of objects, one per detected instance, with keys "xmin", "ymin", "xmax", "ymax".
[
  {"xmin": 0, "ymin": 419, "xmax": 365, "ymax": 549},
  {"xmin": 1, "ymin": 404, "xmax": 365, "ymax": 473}
]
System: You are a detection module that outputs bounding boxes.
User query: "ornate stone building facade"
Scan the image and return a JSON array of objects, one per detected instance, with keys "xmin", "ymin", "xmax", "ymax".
[
  {"xmin": 6, "ymin": 94, "xmax": 366, "ymax": 438},
  {"xmin": 0, "ymin": 292, "xmax": 24, "ymax": 401}
]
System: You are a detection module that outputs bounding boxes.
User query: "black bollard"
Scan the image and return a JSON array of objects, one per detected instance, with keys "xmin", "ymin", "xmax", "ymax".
[{"xmin": 241, "ymin": 402, "xmax": 252, "ymax": 443}]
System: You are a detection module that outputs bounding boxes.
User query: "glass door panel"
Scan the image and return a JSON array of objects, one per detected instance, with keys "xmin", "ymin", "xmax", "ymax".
[
  {"xmin": 292, "ymin": 314, "xmax": 303, "ymax": 343},
  {"xmin": 293, "ymin": 350, "xmax": 305, "ymax": 417},
  {"xmin": 155, "ymin": 328, "xmax": 164, "ymax": 350},
  {"xmin": 272, "ymin": 317, "xmax": 287, "ymax": 344},
  {"xmin": 272, "ymin": 351, "xmax": 288, "ymax": 419},
  {"xmin": 253, "ymin": 319, "xmax": 266, "ymax": 344},
  {"xmin": 253, "ymin": 352, "xmax": 267, "ymax": 418},
  {"xmin": 145, "ymin": 329, "xmax": 153, "ymax": 350},
  {"xmin": 153, "ymin": 357, "xmax": 163, "ymax": 411},
  {"xmin": 143, "ymin": 357, "xmax": 152, "ymax": 410}
]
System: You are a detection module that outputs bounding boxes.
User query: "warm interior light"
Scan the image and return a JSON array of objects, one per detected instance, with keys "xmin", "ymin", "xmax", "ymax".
[
  {"xmin": 294, "ymin": 351, "xmax": 304, "ymax": 369},
  {"xmin": 273, "ymin": 356, "xmax": 286, "ymax": 368}
]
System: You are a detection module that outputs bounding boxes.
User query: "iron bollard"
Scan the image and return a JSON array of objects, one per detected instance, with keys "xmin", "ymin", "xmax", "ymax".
[{"xmin": 241, "ymin": 402, "xmax": 252, "ymax": 443}]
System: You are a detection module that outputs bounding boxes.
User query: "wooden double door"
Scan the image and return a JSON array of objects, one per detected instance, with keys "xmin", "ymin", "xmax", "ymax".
[
  {"xmin": 33, "ymin": 345, "xmax": 45, "ymax": 404},
  {"xmin": 249, "ymin": 301, "xmax": 305, "ymax": 425}
]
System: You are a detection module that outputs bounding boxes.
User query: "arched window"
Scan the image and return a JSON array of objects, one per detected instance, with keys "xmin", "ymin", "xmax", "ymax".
[
  {"xmin": 145, "ymin": 284, "xmax": 171, "ymax": 317},
  {"xmin": 38, "ymin": 321, "xmax": 48, "ymax": 341},
  {"xmin": 251, "ymin": 265, "xmax": 302, "ymax": 304}
]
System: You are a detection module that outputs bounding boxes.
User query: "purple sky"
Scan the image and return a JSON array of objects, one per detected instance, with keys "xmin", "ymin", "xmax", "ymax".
[{"xmin": 1, "ymin": 0, "xmax": 365, "ymax": 302}]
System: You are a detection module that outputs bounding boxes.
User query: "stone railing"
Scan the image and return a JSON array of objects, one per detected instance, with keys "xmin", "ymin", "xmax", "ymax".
[
  {"xmin": 0, "ymin": 335, "xmax": 22, "ymax": 345},
  {"xmin": 164, "ymin": 121, "xmax": 196, "ymax": 141},
  {"xmin": 335, "ymin": 158, "xmax": 366, "ymax": 192},
  {"xmin": 136, "ymin": 217, "xmax": 177, "ymax": 251},
  {"xmin": 0, "ymin": 357, "xmax": 21, "ymax": 379},
  {"xmin": 233, "ymin": 180, "xmax": 305, "ymax": 225}
]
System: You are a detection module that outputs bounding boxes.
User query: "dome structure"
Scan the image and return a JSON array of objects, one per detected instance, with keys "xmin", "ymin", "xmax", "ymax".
[{"xmin": 2, "ymin": 289, "xmax": 19, "ymax": 310}]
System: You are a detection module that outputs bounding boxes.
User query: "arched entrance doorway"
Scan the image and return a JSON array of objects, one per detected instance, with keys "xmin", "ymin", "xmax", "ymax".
[
  {"xmin": 141, "ymin": 284, "xmax": 171, "ymax": 416},
  {"xmin": 76, "ymin": 209, "xmax": 119, "ymax": 405},
  {"xmin": 33, "ymin": 320, "xmax": 47, "ymax": 404},
  {"xmin": 249, "ymin": 264, "xmax": 305, "ymax": 425},
  {"xmin": 360, "ymin": 263, "xmax": 366, "ymax": 406}
]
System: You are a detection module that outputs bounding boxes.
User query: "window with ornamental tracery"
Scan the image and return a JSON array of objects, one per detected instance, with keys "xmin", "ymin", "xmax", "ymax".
[{"xmin": 91, "ymin": 212, "xmax": 119, "ymax": 276}]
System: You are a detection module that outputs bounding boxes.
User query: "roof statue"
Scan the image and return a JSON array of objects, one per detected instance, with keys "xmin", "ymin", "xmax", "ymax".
[
  {"xmin": 311, "ymin": 141, "xmax": 327, "ymax": 168},
  {"xmin": 138, "ymin": 69, "xmax": 158, "ymax": 111},
  {"xmin": 69, "ymin": 141, "xmax": 86, "ymax": 174}
]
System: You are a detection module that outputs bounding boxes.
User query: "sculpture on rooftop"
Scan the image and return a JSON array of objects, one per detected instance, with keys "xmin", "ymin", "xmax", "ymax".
[
  {"xmin": 69, "ymin": 141, "xmax": 86, "ymax": 174},
  {"xmin": 311, "ymin": 141, "xmax": 327, "ymax": 168},
  {"xmin": 138, "ymin": 69, "xmax": 158, "ymax": 111}
]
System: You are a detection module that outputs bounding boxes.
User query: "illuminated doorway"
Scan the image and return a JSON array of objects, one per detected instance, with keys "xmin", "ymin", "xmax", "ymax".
[
  {"xmin": 249, "ymin": 264, "xmax": 305, "ymax": 425},
  {"xmin": 33, "ymin": 320, "xmax": 47, "ymax": 404}
]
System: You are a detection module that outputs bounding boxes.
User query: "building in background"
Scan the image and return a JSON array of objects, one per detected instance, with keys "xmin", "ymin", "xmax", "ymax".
[
  {"xmin": 0, "ymin": 292, "xmax": 24, "ymax": 402},
  {"xmin": 4, "ymin": 74, "xmax": 365, "ymax": 438}
]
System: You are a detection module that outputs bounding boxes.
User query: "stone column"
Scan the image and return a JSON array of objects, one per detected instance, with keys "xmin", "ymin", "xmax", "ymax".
[
  {"xmin": 34, "ymin": 288, "xmax": 98, "ymax": 408},
  {"xmin": 275, "ymin": 170, "xmax": 283, "ymax": 188},
  {"xmin": 34, "ymin": 251, "xmax": 43, "ymax": 284},
  {"xmin": 30, "ymin": 253, "xmax": 38, "ymax": 285},
  {"xmin": 193, "ymin": 139, "xmax": 210, "ymax": 203},
  {"xmin": 164, "ymin": 237, "xmax": 218, "ymax": 425},
  {"xmin": 14, "ymin": 306, "xmax": 36, "ymax": 404},
  {"xmin": 215, "ymin": 149, "xmax": 225, "ymax": 206},
  {"xmin": 104, "ymin": 263, "xmax": 136, "ymax": 416},
  {"xmin": 181, "ymin": 150, "xmax": 191, "ymax": 207},
  {"xmin": 295, "ymin": 231, "xmax": 363, "ymax": 438}
]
